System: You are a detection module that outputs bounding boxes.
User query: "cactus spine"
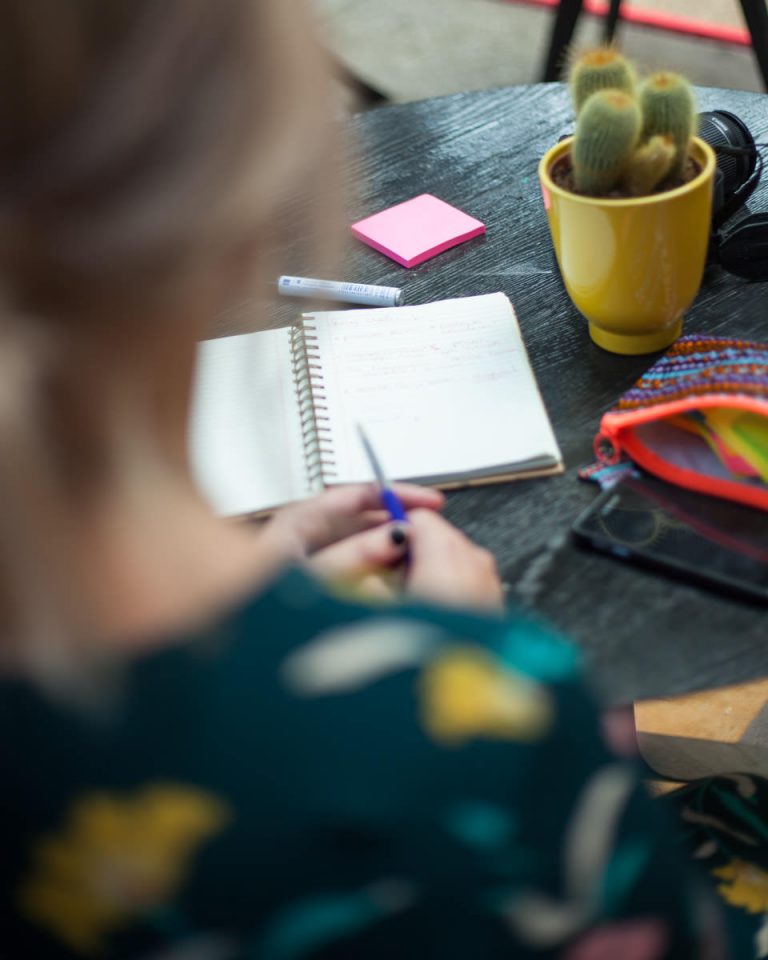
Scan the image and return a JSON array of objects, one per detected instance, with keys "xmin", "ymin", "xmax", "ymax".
[
  {"xmin": 621, "ymin": 135, "xmax": 676, "ymax": 196},
  {"xmin": 639, "ymin": 72, "xmax": 695, "ymax": 179},
  {"xmin": 569, "ymin": 47, "xmax": 635, "ymax": 114},
  {"xmin": 572, "ymin": 90, "xmax": 641, "ymax": 195}
]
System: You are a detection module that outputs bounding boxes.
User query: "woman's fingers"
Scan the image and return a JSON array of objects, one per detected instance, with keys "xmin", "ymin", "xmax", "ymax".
[
  {"xmin": 266, "ymin": 483, "xmax": 443, "ymax": 555},
  {"xmin": 405, "ymin": 509, "xmax": 505, "ymax": 612},
  {"xmin": 307, "ymin": 522, "xmax": 409, "ymax": 580}
]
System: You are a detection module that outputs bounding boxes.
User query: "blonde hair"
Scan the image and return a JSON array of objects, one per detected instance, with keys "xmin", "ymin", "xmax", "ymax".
[{"xmin": 0, "ymin": 0, "xmax": 338, "ymax": 672}]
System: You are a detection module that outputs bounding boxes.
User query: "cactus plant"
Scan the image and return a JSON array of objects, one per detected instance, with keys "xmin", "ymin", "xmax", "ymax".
[
  {"xmin": 565, "ymin": 48, "xmax": 697, "ymax": 196},
  {"xmin": 621, "ymin": 134, "xmax": 676, "ymax": 196},
  {"xmin": 639, "ymin": 71, "xmax": 696, "ymax": 180},
  {"xmin": 572, "ymin": 90, "xmax": 641, "ymax": 195},
  {"xmin": 569, "ymin": 47, "xmax": 635, "ymax": 114}
]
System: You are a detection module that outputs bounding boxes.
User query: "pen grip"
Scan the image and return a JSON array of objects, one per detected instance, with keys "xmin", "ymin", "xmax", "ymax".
[{"xmin": 381, "ymin": 488, "xmax": 408, "ymax": 523}]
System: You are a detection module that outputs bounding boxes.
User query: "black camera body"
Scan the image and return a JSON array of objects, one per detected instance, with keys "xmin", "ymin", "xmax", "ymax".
[
  {"xmin": 698, "ymin": 110, "xmax": 768, "ymax": 281},
  {"xmin": 698, "ymin": 111, "xmax": 757, "ymax": 225}
]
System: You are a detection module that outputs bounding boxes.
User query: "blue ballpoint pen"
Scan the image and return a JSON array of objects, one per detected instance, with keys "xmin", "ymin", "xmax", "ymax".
[{"xmin": 356, "ymin": 424, "xmax": 408, "ymax": 525}]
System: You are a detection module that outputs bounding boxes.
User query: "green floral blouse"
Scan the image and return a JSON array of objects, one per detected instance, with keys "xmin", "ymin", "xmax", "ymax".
[{"xmin": 0, "ymin": 568, "xmax": 761, "ymax": 958}]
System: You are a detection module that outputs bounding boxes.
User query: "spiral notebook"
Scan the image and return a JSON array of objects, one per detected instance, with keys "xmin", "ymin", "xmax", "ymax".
[{"xmin": 189, "ymin": 293, "xmax": 562, "ymax": 517}]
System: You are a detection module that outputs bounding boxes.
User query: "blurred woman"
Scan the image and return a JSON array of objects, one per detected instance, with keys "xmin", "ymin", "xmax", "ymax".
[{"xmin": 0, "ymin": 2, "xmax": 756, "ymax": 957}]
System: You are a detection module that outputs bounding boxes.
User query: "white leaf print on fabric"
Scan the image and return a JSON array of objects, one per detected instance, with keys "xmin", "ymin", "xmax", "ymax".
[
  {"xmin": 281, "ymin": 619, "xmax": 440, "ymax": 695},
  {"xmin": 756, "ymin": 913, "xmax": 768, "ymax": 958},
  {"xmin": 502, "ymin": 764, "xmax": 637, "ymax": 947}
]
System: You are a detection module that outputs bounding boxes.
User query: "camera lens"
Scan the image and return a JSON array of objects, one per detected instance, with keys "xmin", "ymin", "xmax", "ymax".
[{"xmin": 698, "ymin": 110, "xmax": 756, "ymax": 201}]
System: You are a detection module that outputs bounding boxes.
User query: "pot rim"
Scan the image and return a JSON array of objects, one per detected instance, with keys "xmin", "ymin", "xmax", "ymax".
[{"xmin": 538, "ymin": 135, "xmax": 716, "ymax": 207}]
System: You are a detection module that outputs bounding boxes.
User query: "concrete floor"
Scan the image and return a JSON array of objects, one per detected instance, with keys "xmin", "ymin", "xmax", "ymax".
[{"xmin": 314, "ymin": 0, "xmax": 764, "ymax": 106}]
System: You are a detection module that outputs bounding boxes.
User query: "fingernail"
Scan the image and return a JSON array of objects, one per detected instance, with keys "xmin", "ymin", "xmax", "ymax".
[{"xmin": 389, "ymin": 524, "xmax": 408, "ymax": 547}]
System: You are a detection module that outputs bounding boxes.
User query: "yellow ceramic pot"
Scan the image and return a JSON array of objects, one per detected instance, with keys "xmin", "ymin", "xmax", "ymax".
[{"xmin": 538, "ymin": 136, "xmax": 716, "ymax": 355}]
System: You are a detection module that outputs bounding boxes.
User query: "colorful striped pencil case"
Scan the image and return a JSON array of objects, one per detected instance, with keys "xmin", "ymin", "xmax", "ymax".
[{"xmin": 593, "ymin": 334, "xmax": 768, "ymax": 510}]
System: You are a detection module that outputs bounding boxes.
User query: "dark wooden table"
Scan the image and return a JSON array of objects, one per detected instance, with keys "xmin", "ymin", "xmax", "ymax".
[{"xmin": 261, "ymin": 83, "xmax": 768, "ymax": 706}]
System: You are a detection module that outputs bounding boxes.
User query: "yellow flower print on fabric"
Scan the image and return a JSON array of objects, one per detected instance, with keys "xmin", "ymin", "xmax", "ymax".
[
  {"xmin": 420, "ymin": 646, "xmax": 554, "ymax": 746},
  {"xmin": 18, "ymin": 784, "xmax": 230, "ymax": 955},
  {"xmin": 712, "ymin": 859, "xmax": 768, "ymax": 914}
]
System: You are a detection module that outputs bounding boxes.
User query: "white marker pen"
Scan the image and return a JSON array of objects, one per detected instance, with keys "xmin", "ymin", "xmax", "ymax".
[{"xmin": 277, "ymin": 275, "xmax": 403, "ymax": 307}]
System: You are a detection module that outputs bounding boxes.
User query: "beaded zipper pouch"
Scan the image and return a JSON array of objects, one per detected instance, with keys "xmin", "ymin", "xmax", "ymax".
[{"xmin": 591, "ymin": 334, "xmax": 768, "ymax": 510}]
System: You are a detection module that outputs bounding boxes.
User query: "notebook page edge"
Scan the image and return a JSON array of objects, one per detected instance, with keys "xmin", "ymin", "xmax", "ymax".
[{"xmin": 188, "ymin": 327, "xmax": 308, "ymax": 517}]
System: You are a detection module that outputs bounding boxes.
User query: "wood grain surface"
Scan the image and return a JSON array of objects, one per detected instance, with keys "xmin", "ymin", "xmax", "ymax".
[{"xmin": 226, "ymin": 84, "xmax": 768, "ymax": 706}]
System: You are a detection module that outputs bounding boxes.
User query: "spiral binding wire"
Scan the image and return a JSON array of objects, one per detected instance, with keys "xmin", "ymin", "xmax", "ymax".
[{"xmin": 289, "ymin": 320, "xmax": 338, "ymax": 490}]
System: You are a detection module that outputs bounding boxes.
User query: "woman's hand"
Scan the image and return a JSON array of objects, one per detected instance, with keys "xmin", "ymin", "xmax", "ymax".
[
  {"xmin": 259, "ymin": 482, "xmax": 443, "ymax": 565},
  {"xmin": 308, "ymin": 507, "xmax": 505, "ymax": 610},
  {"xmin": 261, "ymin": 485, "xmax": 504, "ymax": 613},
  {"xmin": 404, "ymin": 509, "xmax": 505, "ymax": 612},
  {"xmin": 305, "ymin": 520, "xmax": 412, "ymax": 600}
]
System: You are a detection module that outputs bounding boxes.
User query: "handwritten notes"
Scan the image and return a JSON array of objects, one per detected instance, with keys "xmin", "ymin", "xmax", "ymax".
[
  {"xmin": 304, "ymin": 293, "xmax": 561, "ymax": 484},
  {"xmin": 190, "ymin": 293, "xmax": 562, "ymax": 517}
]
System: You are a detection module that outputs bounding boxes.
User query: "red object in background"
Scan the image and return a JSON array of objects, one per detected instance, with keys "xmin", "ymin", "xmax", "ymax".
[{"xmin": 502, "ymin": 0, "xmax": 751, "ymax": 46}]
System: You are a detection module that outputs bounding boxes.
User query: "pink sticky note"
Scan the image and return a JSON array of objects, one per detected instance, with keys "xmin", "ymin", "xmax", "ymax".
[{"xmin": 350, "ymin": 194, "xmax": 485, "ymax": 268}]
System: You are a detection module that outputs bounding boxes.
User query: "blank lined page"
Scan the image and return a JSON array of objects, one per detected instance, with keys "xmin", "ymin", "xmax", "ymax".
[
  {"xmin": 189, "ymin": 328, "xmax": 308, "ymax": 516},
  {"xmin": 304, "ymin": 293, "xmax": 561, "ymax": 485}
]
